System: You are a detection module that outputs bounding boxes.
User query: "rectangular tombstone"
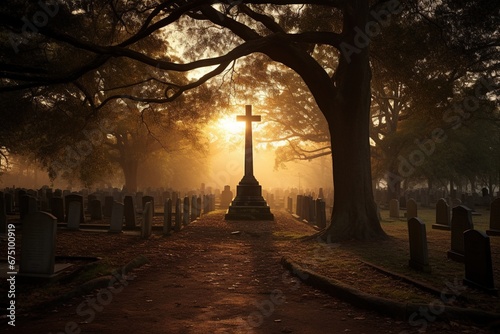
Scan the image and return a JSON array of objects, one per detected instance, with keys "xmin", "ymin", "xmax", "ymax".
[
  {"xmin": 20, "ymin": 195, "xmax": 38, "ymax": 221},
  {"xmin": 50, "ymin": 197, "xmax": 65, "ymax": 222},
  {"xmin": 142, "ymin": 196, "xmax": 155, "ymax": 216},
  {"xmin": 486, "ymin": 198, "xmax": 500, "ymax": 236},
  {"xmin": 109, "ymin": 201, "xmax": 124, "ymax": 233},
  {"xmin": 89, "ymin": 199, "xmax": 103, "ymax": 220},
  {"xmin": 64, "ymin": 194, "xmax": 84, "ymax": 224},
  {"xmin": 316, "ymin": 199, "xmax": 327, "ymax": 229},
  {"xmin": 190, "ymin": 195, "xmax": 197, "ymax": 222},
  {"xmin": 67, "ymin": 201, "xmax": 81, "ymax": 230},
  {"xmin": 183, "ymin": 196, "xmax": 190, "ymax": 226},
  {"xmin": 407, "ymin": 217, "xmax": 431, "ymax": 272},
  {"xmin": 463, "ymin": 230, "xmax": 498, "ymax": 295},
  {"xmin": 389, "ymin": 199, "xmax": 399, "ymax": 218},
  {"xmin": 432, "ymin": 198, "xmax": 450, "ymax": 230},
  {"xmin": 406, "ymin": 198, "xmax": 418, "ymax": 221},
  {"xmin": 447, "ymin": 205, "xmax": 474, "ymax": 262},
  {"xmin": 4, "ymin": 192, "xmax": 13, "ymax": 214},
  {"xmin": 141, "ymin": 201, "xmax": 153, "ymax": 239},
  {"xmin": 174, "ymin": 198, "xmax": 181, "ymax": 232},
  {"xmin": 124, "ymin": 196, "xmax": 136, "ymax": 229},
  {"xmin": 20, "ymin": 212, "xmax": 57, "ymax": 276},
  {"xmin": 0, "ymin": 191, "xmax": 6, "ymax": 233},
  {"xmin": 103, "ymin": 196, "xmax": 114, "ymax": 218},
  {"xmin": 163, "ymin": 199, "xmax": 172, "ymax": 235},
  {"xmin": 196, "ymin": 197, "xmax": 202, "ymax": 218}
]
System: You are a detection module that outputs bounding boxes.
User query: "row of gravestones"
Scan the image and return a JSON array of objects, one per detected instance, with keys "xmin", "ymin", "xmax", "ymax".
[
  {"xmin": 377, "ymin": 188, "xmax": 498, "ymax": 209},
  {"xmin": 14, "ymin": 194, "xmax": 216, "ymax": 279},
  {"xmin": 407, "ymin": 202, "xmax": 499, "ymax": 296},
  {"xmin": 292, "ymin": 195, "xmax": 327, "ymax": 229}
]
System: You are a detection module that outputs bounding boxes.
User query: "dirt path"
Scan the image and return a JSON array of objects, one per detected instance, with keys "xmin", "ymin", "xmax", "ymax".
[{"xmin": 2, "ymin": 211, "xmax": 476, "ymax": 333}]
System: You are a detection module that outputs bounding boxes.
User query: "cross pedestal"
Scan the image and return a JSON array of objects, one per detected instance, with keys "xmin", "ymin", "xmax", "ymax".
[{"xmin": 225, "ymin": 105, "xmax": 274, "ymax": 221}]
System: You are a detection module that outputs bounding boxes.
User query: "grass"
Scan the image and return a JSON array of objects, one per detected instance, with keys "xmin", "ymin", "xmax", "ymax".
[{"xmin": 287, "ymin": 207, "xmax": 500, "ymax": 313}]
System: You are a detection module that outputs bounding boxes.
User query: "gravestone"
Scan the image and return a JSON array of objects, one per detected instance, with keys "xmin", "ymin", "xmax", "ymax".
[
  {"xmin": 389, "ymin": 199, "xmax": 399, "ymax": 218},
  {"xmin": 163, "ymin": 199, "xmax": 172, "ymax": 235},
  {"xmin": 183, "ymin": 196, "xmax": 190, "ymax": 226},
  {"xmin": 20, "ymin": 195, "xmax": 37, "ymax": 221},
  {"xmin": 64, "ymin": 194, "xmax": 84, "ymax": 224},
  {"xmin": 315, "ymin": 199, "xmax": 327, "ymax": 229},
  {"xmin": 67, "ymin": 201, "xmax": 81, "ymax": 230},
  {"xmin": 296, "ymin": 195, "xmax": 303, "ymax": 217},
  {"xmin": 89, "ymin": 199, "xmax": 103, "ymax": 220},
  {"xmin": 142, "ymin": 196, "xmax": 155, "ymax": 215},
  {"xmin": 103, "ymin": 196, "xmax": 114, "ymax": 218},
  {"xmin": 141, "ymin": 201, "xmax": 153, "ymax": 239},
  {"xmin": 4, "ymin": 192, "xmax": 13, "ymax": 214},
  {"xmin": 50, "ymin": 197, "xmax": 65, "ymax": 222},
  {"xmin": 124, "ymin": 196, "xmax": 136, "ymax": 229},
  {"xmin": 174, "ymin": 198, "xmax": 182, "ymax": 232},
  {"xmin": 196, "ymin": 197, "xmax": 202, "ymax": 217},
  {"xmin": 0, "ymin": 191, "xmax": 6, "ymax": 233},
  {"xmin": 407, "ymin": 217, "xmax": 431, "ymax": 273},
  {"xmin": 220, "ymin": 185, "xmax": 233, "ymax": 209},
  {"xmin": 451, "ymin": 198, "xmax": 462, "ymax": 208},
  {"xmin": 447, "ymin": 205, "xmax": 474, "ymax": 262},
  {"xmin": 432, "ymin": 198, "xmax": 450, "ymax": 230},
  {"xmin": 109, "ymin": 201, "xmax": 124, "ymax": 233},
  {"xmin": 463, "ymin": 230, "xmax": 497, "ymax": 295},
  {"xmin": 486, "ymin": 198, "xmax": 500, "ymax": 236},
  {"xmin": 399, "ymin": 196, "xmax": 407, "ymax": 209},
  {"xmin": 406, "ymin": 198, "xmax": 418, "ymax": 220},
  {"xmin": 20, "ymin": 212, "xmax": 57, "ymax": 276},
  {"xmin": 190, "ymin": 195, "xmax": 197, "ymax": 222}
]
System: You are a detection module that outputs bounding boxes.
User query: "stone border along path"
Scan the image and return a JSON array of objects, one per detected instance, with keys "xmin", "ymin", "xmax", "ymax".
[
  {"xmin": 2, "ymin": 211, "xmax": 493, "ymax": 333},
  {"xmin": 281, "ymin": 257, "xmax": 500, "ymax": 327}
]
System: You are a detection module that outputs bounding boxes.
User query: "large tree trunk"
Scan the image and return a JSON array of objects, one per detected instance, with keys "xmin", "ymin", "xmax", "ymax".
[
  {"xmin": 320, "ymin": 0, "xmax": 387, "ymax": 241},
  {"xmin": 121, "ymin": 159, "xmax": 138, "ymax": 193}
]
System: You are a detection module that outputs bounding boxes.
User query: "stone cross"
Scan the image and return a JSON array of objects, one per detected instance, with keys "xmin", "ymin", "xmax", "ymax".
[{"xmin": 237, "ymin": 105, "xmax": 261, "ymax": 183}]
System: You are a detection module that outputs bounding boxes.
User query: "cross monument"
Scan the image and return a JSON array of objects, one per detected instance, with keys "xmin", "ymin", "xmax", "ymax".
[{"xmin": 225, "ymin": 105, "xmax": 274, "ymax": 221}]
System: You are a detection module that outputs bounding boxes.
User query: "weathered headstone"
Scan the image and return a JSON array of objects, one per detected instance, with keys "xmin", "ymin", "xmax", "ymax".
[
  {"xmin": 389, "ymin": 199, "xmax": 399, "ymax": 218},
  {"xmin": 67, "ymin": 201, "xmax": 81, "ymax": 230},
  {"xmin": 315, "ymin": 199, "xmax": 327, "ymax": 229},
  {"xmin": 109, "ymin": 201, "xmax": 124, "ymax": 233},
  {"xmin": 196, "ymin": 197, "xmax": 202, "ymax": 218},
  {"xmin": 220, "ymin": 185, "xmax": 233, "ymax": 209},
  {"xmin": 124, "ymin": 196, "xmax": 136, "ymax": 229},
  {"xmin": 142, "ymin": 196, "xmax": 155, "ymax": 215},
  {"xmin": 20, "ymin": 212, "xmax": 57, "ymax": 276},
  {"xmin": 50, "ymin": 197, "xmax": 65, "ymax": 222},
  {"xmin": 20, "ymin": 195, "xmax": 37, "ymax": 221},
  {"xmin": 4, "ymin": 192, "xmax": 13, "ymax": 214},
  {"xmin": 486, "ymin": 198, "xmax": 500, "ymax": 236},
  {"xmin": 174, "ymin": 198, "xmax": 181, "ymax": 232},
  {"xmin": 447, "ymin": 205, "xmax": 474, "ymax": 262},
  {"xmin": 64, "ymin": 194, "xmax": 84, "ymax": 224},
  {"xmin": 190, "ymin": 195, "xmax": 197, "ymax": 222},
  {"xmin": 103, "ymin": 196, "xmax": 114, "ymax": 218},
  {"xmin": 0, "ymin": 191, "xmax": 6, "ymax": 233},
  {"xmin": 432, "ymin": 198, "xmax": 450, "ymax": 230},
  {"xmin": 406, "ymin": 198, "xmax": 418, "ymax": 220},
  {"xmin": 141, "ymin": 201, "xmax": 153, "ymax": 239},
  {"xmin": 163, "ymin": 199, "xmax": 172, "ymax": 235},
  {"xmin": 463, "ymin": 230, "xmax": 497, "ymax": 295},
  {"xmin": 407, "ymin": 217, "xmax": 431, "ymax": 273},
  {"xmin": 183, "ymin": 196, "xmax": 190, "ymax": 226},
  {"xmin": 89, "ymin": 199, "xmax": 103, "ymax": 220}
]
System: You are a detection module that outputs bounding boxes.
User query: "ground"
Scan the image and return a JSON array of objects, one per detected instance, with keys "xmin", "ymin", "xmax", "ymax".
[{"xmin": 0, "ymin": 210, "xmax": 497, "ymax": 333}]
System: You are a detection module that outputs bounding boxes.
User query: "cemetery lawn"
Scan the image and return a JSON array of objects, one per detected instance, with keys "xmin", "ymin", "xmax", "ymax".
[
  {"xmin": 288, "ymin": 207, "xmax": 500, "ymax": 315},
  {"xmin": 1, "ymin": 209, "xmax": 497, "ymax": 333}
]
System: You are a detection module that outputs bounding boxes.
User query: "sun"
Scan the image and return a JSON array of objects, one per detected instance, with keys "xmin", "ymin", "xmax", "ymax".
[{"xmin": 216, "ymin": 115, "xmax": 246, "ymax": 135}]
